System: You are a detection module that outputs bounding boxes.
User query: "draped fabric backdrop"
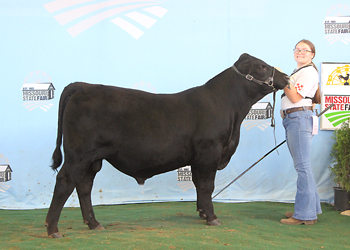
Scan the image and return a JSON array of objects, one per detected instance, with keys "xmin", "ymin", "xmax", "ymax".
[{"xmin": 1, "ymin": 0, "xmax": 350, "ymax": 209}]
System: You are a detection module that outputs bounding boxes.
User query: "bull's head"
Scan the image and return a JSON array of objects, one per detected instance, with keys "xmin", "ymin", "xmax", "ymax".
[{"xmin": 233, "ymin": 53, "xmax": 290, "ymax": 91}]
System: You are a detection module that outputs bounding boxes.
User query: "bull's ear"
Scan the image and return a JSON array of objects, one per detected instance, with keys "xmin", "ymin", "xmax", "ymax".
[{"xmin": 234, "ymin": 53, "xmax": 250, "ymax": 74}]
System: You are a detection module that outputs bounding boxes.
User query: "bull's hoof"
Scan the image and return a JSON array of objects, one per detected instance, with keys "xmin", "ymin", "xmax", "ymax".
[
  {"xmin": 92, "ymin": 224, "xmax": 105, "ymax": 230},
  {"xmin": 48, "ymin": 232, "xmax": 63, "ymax": 238},
  {"xmin": 207, "ymin": 219, "xmax": 221, "ymax": 226}
]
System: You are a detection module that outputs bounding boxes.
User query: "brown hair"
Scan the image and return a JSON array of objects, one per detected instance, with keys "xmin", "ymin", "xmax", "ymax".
[
  {"xmin": 295, "ymin": 39, "xmax": 320, "ymax": 103},
  {"xmin": 295, "ymin": 39, "xmax": 317, "ymax": 71}
]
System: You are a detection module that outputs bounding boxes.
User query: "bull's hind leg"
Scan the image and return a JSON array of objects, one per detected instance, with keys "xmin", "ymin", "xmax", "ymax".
[
  {"xmin": 191, "ymin": 165, "xmax": 221, "ymax": 226},
  {"xmin": 45, "ymin": 164, "xmax": 76, "ymax": 238},
  {"xmin": 76, "ymin": 160, "xmax": 104, "ymax": 231}
]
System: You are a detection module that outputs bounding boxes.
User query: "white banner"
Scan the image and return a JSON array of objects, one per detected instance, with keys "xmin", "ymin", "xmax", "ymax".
[{"xmin": 321, "ymin": 62, "xmax": 350, "ymax": 130}]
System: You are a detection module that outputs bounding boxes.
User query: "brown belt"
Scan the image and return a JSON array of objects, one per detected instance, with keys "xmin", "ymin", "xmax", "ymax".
[{"xmin": 283, "ymin": 106, "xmax": 313, "ymax": 116}]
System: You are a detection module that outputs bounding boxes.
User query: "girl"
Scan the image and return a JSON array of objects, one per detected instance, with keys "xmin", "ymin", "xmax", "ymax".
[{"xmin": 280, "ymin": 39, "xmax": 321, "ymax": 225}]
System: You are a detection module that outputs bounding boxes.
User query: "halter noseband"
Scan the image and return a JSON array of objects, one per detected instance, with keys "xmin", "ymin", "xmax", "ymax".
[{"xmin": 232, "ymin": 65, "xmax": 277, "ymax": 91}]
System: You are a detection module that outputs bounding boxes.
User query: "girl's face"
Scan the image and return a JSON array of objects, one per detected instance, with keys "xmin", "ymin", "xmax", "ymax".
[{"xmin": 294, "ymin": 42, "xmax": 314, "ymax": 68}]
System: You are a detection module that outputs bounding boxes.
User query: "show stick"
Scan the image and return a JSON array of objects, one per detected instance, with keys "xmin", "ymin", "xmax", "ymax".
[{"xmin": 212, "ymin": 103, "xmax": 335, "ymax": 199}]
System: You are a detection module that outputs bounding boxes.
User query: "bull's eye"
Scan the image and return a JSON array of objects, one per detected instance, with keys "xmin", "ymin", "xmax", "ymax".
[
  {"xmin": 258, "ymin": 65, "xmax": 266, "ymax": 71},
  {"xmin": 256, "ymin": 65, "xmax": 266, "ymax": 74}
]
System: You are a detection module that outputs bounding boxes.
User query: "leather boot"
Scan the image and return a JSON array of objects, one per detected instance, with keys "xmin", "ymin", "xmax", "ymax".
[{"xmin": 280, "ymin": 217, "xmax": 317, "ymax": 225}]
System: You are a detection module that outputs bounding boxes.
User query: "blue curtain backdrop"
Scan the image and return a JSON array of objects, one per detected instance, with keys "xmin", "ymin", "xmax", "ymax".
[{"xmin": 1, "ymin": 0, "xmax": 349, "ymax": 209}]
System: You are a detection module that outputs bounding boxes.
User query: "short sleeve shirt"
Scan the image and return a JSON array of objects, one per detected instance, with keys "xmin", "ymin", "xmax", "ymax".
[{"xmin": 281, "ymin": 65, "xmax": 319, "ymax": 110}]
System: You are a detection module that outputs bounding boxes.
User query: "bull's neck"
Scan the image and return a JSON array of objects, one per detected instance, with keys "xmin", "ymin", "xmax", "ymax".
[{"xmin": 205, "ymin": 68, "xmax": 270, "ymax": 113}]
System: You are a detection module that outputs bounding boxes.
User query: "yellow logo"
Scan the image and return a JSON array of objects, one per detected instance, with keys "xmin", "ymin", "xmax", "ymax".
[{"xmin": 326, "ymin": 65, "xmax": 350, "ymax": 85}]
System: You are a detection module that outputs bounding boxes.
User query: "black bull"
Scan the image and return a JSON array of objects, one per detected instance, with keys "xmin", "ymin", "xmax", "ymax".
[{"xmin": 45, "ymin": 53, "xmax": 289, "ymax": 238}]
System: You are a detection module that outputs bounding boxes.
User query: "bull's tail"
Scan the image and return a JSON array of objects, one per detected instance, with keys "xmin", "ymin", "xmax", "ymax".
[{"xmin": 50, "ymin": 82, "xmax": 85, "ymax": 171}]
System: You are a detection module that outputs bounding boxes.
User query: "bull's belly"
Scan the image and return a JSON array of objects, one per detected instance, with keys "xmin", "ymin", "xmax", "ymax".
[{"xmin": 105, "ymin": 148, "xmax": 190, "ymax": 183}]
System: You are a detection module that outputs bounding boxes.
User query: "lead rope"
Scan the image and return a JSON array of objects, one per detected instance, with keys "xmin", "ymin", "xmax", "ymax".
[
  {"xmin": 271, "ymin": 91, "xmax": 276, "ymax": 128},
  {"xmin": 271, "ymin": 91, "xmax": 278, "ymax": 152}
]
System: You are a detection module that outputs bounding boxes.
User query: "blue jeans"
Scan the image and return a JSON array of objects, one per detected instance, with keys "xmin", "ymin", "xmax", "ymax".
[{"xmin": 283, "ymin": 110, "xmax": 322, "ymax": 220}]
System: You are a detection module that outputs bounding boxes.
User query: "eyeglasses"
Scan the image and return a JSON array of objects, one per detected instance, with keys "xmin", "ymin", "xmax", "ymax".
[{"xmin": 293, "ymin": 49, "xmax": 312, "ymax": 54}]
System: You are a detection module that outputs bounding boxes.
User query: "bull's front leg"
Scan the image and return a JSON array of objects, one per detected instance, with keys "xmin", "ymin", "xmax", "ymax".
[{"xmin": 191, "ymin": 165, "xmax": 221, "ymax": 226}]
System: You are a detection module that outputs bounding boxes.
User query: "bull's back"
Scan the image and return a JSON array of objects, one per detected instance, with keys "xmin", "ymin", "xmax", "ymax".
[{"xmin": 62, "ymin": 83, "xmax": 201, "ymax": 165}]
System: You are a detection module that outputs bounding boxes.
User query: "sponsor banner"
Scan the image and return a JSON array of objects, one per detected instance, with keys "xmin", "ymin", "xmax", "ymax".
[{"xmin": 321, "ymin": 63, "xmax": 350, "ymax": 130}]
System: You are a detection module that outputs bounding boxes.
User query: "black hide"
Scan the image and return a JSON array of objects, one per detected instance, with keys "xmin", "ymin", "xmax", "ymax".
[{"xmin": 45, "ymin": 53, "xmax": 288, "ymax": 238}]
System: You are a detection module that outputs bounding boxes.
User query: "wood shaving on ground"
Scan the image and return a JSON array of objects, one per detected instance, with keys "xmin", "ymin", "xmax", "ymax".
[{"xmin": 340, "ymin": 210, "xmax": 350, "ymax": 216}]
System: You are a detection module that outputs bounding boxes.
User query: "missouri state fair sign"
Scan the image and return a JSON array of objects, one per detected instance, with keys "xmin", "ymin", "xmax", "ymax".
[{"xmin": 320, "ymin": 62, "xmax": 350, "ymax": 130}]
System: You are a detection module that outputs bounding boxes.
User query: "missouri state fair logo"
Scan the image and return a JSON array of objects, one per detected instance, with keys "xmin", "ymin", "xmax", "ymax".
[
  {"xmin": 243, "ymin": 101, "xmax": 274, "ymax": 131},
  {"xmin": 177, "ymin": 166, "xmax": 195, "ymax": 192},
  {"xmin": 43, "ymin": 0, "xmax": 168, "ymax": 39},
  {"xmin": 0, "ymin": 154, "xmax": 12, "ymax": 194},
  {"xmin": 21, "ymin": 70, "xmax": 55, "ymax": 112},
  {"xmin": 323, "ymin": 65, "xmax": 350, "ymax": 127},
  {"xmin": 324, "ymin": 4, "xmax": 350, "ymax": 45}
]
